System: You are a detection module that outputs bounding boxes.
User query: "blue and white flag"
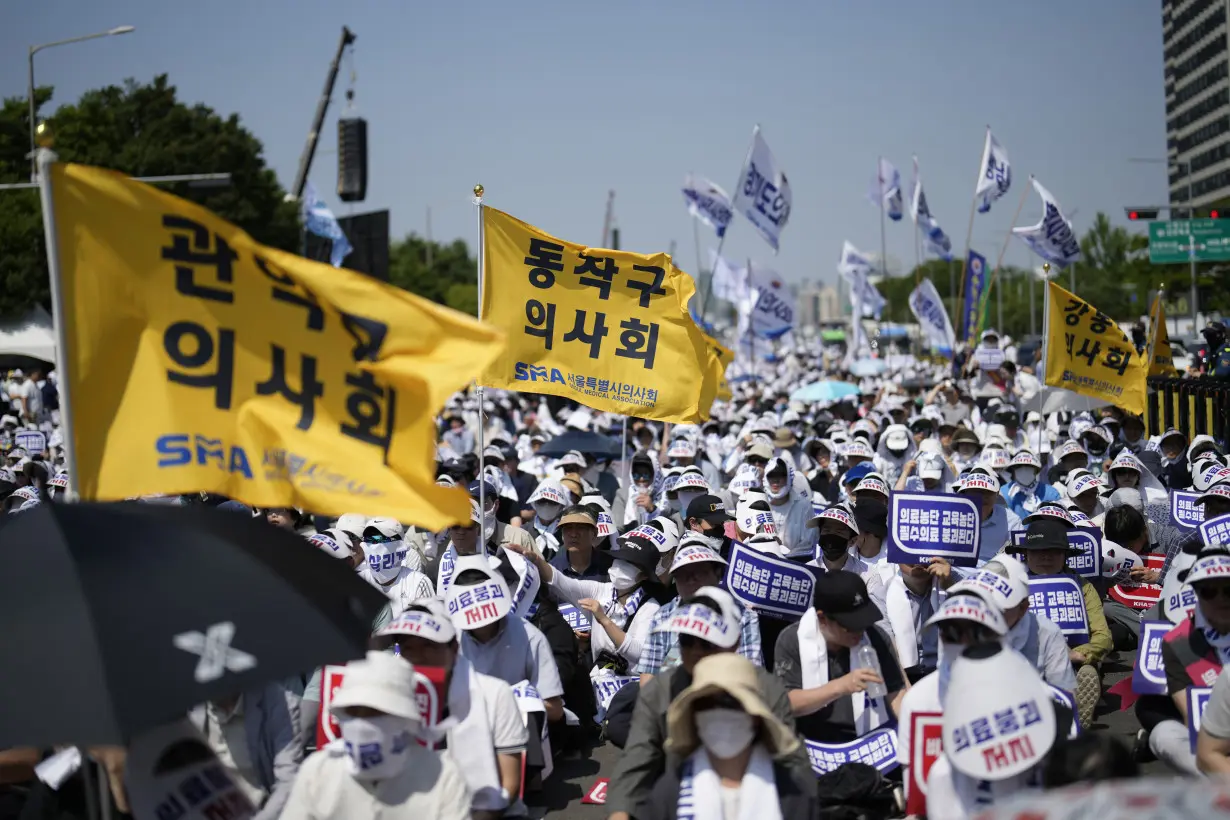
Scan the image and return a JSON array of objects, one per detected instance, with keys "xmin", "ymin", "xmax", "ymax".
[
  {"xmin": 837, "ymin": 240, "xmax": 876, "ymax": 277},
  {"xmin": 974, "ymin": 128, "xmax": 1011, "ymax": 213},
  {"xmin": 910, "ymin": 157, "xmax": 954, "ymax": 261},
  {"xmin": 682, "ymin": 174, "xmax": 733, "ymax": 238},
  {"xmin": 736, "ymin": 262, "xmax": 795, "ymax": 340},
  {"xmin": 302, "ymin": 182, "xmax": 353, "ymax": 267},
  {"xmin": 838, "ymin": 244, "xmax": 887, "ymax": 320},
  {"xmin": 908, "ymin": 278, "xmax": 956, "ymax": 357},
  {"xmin": 736, "ymin": 127, "xmax": 792, "ymax": 251},
  {"xmin": 870, "ymin": 157, "xmax": 903, "ymax": 221},
  {"xmin": 1012, "ymin": 178, "xmax": 1082, "ymax": 269}
]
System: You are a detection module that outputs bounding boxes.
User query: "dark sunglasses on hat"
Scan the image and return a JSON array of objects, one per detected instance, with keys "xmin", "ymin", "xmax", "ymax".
[{"xmin": 365, "ymin": 533, "xmax": 398, "ymax": 544}]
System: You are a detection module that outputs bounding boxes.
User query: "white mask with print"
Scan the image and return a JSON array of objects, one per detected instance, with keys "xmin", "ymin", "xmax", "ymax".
[
  {"xmin": 365, "ymin": 543, "xmax": 403, "ymax": 585},
  {"xmin": 608, "ymin": 559, "xmax": 642, "ymax": 591},
  {"xmin": 339, "ymin": 714, "xmax": 417, "ymax": 781}
]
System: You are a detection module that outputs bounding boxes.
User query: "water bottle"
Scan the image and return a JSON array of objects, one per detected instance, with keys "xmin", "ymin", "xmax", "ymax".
[{"xmin": 855, "ymin": 644, "xmax": 887, "ymax": 698}]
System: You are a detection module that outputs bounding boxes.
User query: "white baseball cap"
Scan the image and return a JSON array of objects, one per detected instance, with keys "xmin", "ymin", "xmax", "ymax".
[{"xmin": 653, "ymin": 586, "xmax": 741, "ymax": 649}]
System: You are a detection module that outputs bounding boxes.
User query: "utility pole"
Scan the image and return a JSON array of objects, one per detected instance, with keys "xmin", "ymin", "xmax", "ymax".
[
  {"xmin": 601, "ymin": 189, "xmax": 616, "ymax": 247},
  {"xmin": 425, "ymin": 205, "xmax": 433, "ymax": 269}
]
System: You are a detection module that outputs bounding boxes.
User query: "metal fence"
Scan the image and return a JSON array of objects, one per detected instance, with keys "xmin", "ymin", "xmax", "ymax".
[{"xmin": 1146, "ymin": 376, "xmax": 1230, "ymax": 444}]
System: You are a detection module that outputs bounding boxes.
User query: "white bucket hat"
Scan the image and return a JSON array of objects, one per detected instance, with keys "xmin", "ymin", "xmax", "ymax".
[{"xmin": 330, "ymin": 651, "xmax": 422, "ymax": 722}]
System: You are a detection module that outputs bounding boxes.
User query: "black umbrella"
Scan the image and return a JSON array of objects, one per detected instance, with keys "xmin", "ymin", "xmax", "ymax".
[
  {"xmin": 535, "ymin": 429, "xmax": 622, "ymax": 459},
  {"xmin": 0, "ymin": 502, "xmax": 386, "ymax": 747}
]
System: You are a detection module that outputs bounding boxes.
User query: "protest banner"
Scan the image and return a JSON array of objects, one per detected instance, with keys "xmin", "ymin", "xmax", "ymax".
[
  {"xmin": 479, "ymin": 206, "xmax": 719, "ymax": 423},
  {"xmin": 1200, "ymin": 513, "xmax": 1230, "ymax": 546},
  {"xmin": 906, "ymin": 712, "xmax": 944, "ymax": 817},
  {"xmin": 1027, "ymin": 575, "xmax": 1090, "ymax": 646},
  {"xmin": 592, "ymin": 675, "xmax": 637, "ymax": 722},
  {"xmin": 1133, "ymin": 621, "xmax": 1171, "ymax": 695},
  {"xmin": 724, "ymin": 540, "xmax": 814, "ymax": 621},
  {"xmin": 1174, "ymin": 490, "xmax": 1207, "ymax": 529},
  {"xmin": 887, "ymin": 492, "xmax": 981, "ymax": 567},
  {"xmin": 1109, "ymin": 553, "xmax": 1166, "ymax": 610},
  {"xmin": 1044, "ymin": 281, "xmax": 1147, "ymax": 415},
  {"xmin": 45, "ymin": 162, "xmax": 501, "ymax": 528},
  {"xmin": 805, "ymin": 728, "xmax": 898, "ymax": 776},
  {"xmin": 1190, "ymin": 687, "xmax": 1214, "ymax": 752}
]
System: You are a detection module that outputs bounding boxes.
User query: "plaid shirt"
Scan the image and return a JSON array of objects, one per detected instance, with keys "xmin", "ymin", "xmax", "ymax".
[{"xmin": 634, "ymin": 597, "xmax": 763, "ymax": 674}]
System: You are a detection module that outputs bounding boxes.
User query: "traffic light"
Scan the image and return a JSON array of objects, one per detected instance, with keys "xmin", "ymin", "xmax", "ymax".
[
  {"xmin": 1126, "ymin": 208, "xmax": 1159, "ymax": 221},
  {"xmin": 1213, "ymin": 210, "xmax": 1221, "ymax": 219}
]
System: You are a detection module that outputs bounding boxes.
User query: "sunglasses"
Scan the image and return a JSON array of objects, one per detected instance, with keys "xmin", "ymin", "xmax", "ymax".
[
  {"xmin": 1196, "ymin": 584, "xmax": 1230, "ymax": 601},
  {"xmin": 744, "ymin": 457, "xmax": 768, "ymax": 467},
  {"xmin": 365, "ymin": 534, "xmax": 397, "ymax": 544},
  {"xmin": 632, "ymin": 472, "xmax": 654, "ymax": 482}
]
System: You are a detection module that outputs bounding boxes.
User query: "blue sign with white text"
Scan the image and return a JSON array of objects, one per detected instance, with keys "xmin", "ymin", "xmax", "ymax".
[
  {"xmin": 1190, "ymin": 687, "xmax": 1214, "ymax": 752},
  {"xmin": 1172, "ymin": 490, "xmax": 1205, "ymax": 529},
  {"xmin": 1027, "ymin": 575, "xmax": 1089, "ymax": 647},
  {"xmin": 1200, "ymin": 512, "xmax": 1230, "ymax": 546},
  {"xmin": 1133, "ymin": 621, "xmax": 1170, "ymax": 695},
  {"xmin": 557, "ymin": 603, "xmax": 590, "ymax": 634},
  {"xmin": 805, "ymin": 728, "xmax": 899, "ymax": 775},
  {"xmin": 1009, "ymin": 527, "xmax": 1101, "ymax": 579},
  {"xmin": 724, "ymin": 540, "xmax": 814, "ymax": 621},
  {"xmin": 888, "ymin": 492, "xmax": 981, "ymax": 567}
]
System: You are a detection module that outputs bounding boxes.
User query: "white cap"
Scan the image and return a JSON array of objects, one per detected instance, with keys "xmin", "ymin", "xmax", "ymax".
[
  {"xmin": 653, "ymin": 586, "xmax": 741, "ymax": 648},
  {"xmin": 918, "ymin": 452, "xmax": 945, "ymax": 480},
  {"xmin": 364, "ymin": 517, "xmax": 405, "ymax": 541},
  {"xmin": 885, "ymin": 428, "xmax": 910, "ymax": 450},
  {"xmin": 309, "ymin": 528, "xmax": 355, "ymax": 560},
  {"xmin": 669, "ymin": 542, "xmax": 728, "ymax": 574},
  {"xmin": 445, "ymin": 555, "xmax": 513, "ymax": 630},
  {"xmin": 923, "ymin": 592, "xmax": 1008, "ymax": 636},
  {"xmin": 330, "ymin": 651, "xmax": 422, "ymax": 722},
  {"xmin": 961, "ymin": 554, "xmax": 1031, "ymax": 609},
  {"xmin": 376, "ymin": 600, "xmax": 457, "ymax": 644}
]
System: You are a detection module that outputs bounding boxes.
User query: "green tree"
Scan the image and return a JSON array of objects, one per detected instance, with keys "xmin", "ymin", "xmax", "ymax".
[
  {"xmin": 0, "ymin": 75, "xmax": 299, "ymax": 316},
  {"xmin": 387, "ymin": 235, "xmax": 480, "ymax": 314}
]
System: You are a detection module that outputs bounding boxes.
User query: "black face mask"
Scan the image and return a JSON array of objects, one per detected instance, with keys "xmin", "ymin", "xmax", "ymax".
[{"xmin": 819, "ymin": 535, "xmax": 850, "ymax": 561}]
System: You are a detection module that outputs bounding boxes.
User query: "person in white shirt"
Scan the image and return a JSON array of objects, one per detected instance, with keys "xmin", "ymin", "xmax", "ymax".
[
  {"xmin": 280, "ymin": 651, "xmax": 471, "ymax": 820},
  {"xmin": 357, "ymin": 517, "xmax": 434, "ymax": 616},
  {"xmin": 373, "ymin": 602, "xmax": 527, "ymax": 819},
  {"xmin": 17, "ymin": 369, "xmax": 41, "ymax": 424}
]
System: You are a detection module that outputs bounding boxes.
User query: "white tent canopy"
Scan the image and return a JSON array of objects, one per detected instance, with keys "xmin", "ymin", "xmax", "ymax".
[{"xmin": 0, "ymin": 305, "xmax": 55, "ymax": 363}]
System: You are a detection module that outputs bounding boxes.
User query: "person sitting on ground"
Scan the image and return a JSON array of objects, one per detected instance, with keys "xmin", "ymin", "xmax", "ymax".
[
  {"xmin": 643, "ymin": 654, "xmax": 819, "ymax": 820},
  {"xmin": 605, "ymin": 588, "xmax": 805, "ymax": 820}
]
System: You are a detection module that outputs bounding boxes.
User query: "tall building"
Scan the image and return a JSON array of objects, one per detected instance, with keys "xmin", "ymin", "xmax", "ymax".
[
  {"xmin": 1164, "ymin": 0, "xmax": 1230, "ymax": 208},
  {"xmin": 795, "ymin": 280, "xmax": 843, "ymax": 327}
]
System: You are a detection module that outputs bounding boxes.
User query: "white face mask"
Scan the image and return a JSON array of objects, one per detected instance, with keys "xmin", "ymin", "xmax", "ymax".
[
  {"xmin": 339, "ymin": 714, "xmax": 417, "ymax": 781},
  {"xmin": 608, "ymin": 559, "xmax": 642, "ymax": 591},
  {"xmin": 366, "ymin": 545, "xmax": 403, "ymax": 585},
  {"xmin": 695, "ymin": 708, "xmax": 756, "ymax": 759},
  {"xmin": 1013, "ymin": 467, "xmax": 1038, "ymax": 488},
  {"xmin": 765, "ymin": 475, "xmax": 790, "ymax": 501},
  {"xmin": 482, "ymin": 510, "xmax": 497, "ymax": 542},
  {"xmin": 534, "ymin": 501, "xmax": 562, "ymax": 524}
]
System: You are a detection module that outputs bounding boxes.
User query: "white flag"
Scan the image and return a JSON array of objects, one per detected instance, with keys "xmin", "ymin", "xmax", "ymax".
[
  {"xmin": 845, "ymin": 273, "xmax": 871, "ymax": 368},
  {"xmin": 870, "ymin": 158, "xmax": 904, "ymax": 221},
  {"xmin": 1012, "ymin": 177, "xmax": 1082, "ymax": 269},
  {"xmin": 910, "ymin": 157, "xmax": 954, "ymax": 261},
  {"xmin": 740, "ymin": 261, "xmax": 795, "ymax": 339},
  {"xmin": 908, "ymin": 278, "xmax": 956, "ymax": 356},
  {"xmin": 707, "ymin": 250, "xmax": 749, "ymax": 304},
  {"xmin": 974, "ymin": 128, "xmax": 1011, "ymax": 213},
  {"xmin": 736, "ymin": 127, "xmax": 792, "ymax": 251},
  {"xmin": 837, "ymin": 242, "xmax": 886, "ymax": 319},
  {"xmin": 682, "ymin": 174, "xmax": 733, "ymax": 238}
]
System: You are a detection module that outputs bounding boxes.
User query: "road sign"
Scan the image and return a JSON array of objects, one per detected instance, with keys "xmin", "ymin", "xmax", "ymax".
[{"xmin": 1148, "ymin": 219, "xmax": 1230, "ymax": 264}]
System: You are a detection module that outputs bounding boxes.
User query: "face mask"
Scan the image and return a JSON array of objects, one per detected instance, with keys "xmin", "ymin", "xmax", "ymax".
[
  {"xmin": 695, "ymin": 708, "xmax": 756, "ymax": 759},
  {"xmin": 482, "ymin": 510, "xmax": 496, "ymax": 542},
  {"xmin": 608, "ymin": 559, "xmax": 642, "ymax": 591},
  {"xmin": 766, "ymin": 475, "xmax": 790, "ymax": 501},
  {"xmin": 366, "ymin": 545, "xmax": 403, "ymax": 585},
  {"xmin": 1085, "ymin": 439, "xmax": 1107, "ymax": 456},
  {"xmin": 1013, "ymin": 467, "xmax": 1037, "ymax": 488},
  {"xmin": 339, "ymin": 714, "xmax": 416, "ymax": 781},
  {"xmin": 888, "ymin": 447, "xmax": 907, "ymax": 459},
  {"xmin": 534, "ymin": 501, "xmax": 562, "ymax": 523},
  {"xmin": 820, "ymin": 535, "xmax": 849, "ymax": 563},
  {"xmin": 655, "ymin": 554, "xmax": 672, "ymax": 577},
  {"xmin": 697, "ymin": 530, "xmax": 725, "ymax": 552}
]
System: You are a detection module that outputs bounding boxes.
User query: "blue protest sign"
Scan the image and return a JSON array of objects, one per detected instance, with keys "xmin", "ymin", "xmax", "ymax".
[
  {"xmin": 1133, "ymin": 621, "xmax": 1171, "ymax": 695},
  {"xmin": 557, "ymin": 602, "xmax": 590, "ymax": 634},
  {"xmin": 724, "ymin": 540, "xmax": 814, "ymax": 621},
  {"xmin": 805, "ymin": 727, "xmax": 899, "ymax": 775},
  {"xmin": 1046, "ymin": 684, "xmax": 1081, "ymax": 736},
  {"xmin": 887, "ymin": 492, "xmax": 981, "ymax": 567},
  {"xmin": 1189, "ymin": 687, "xmax": 1214, "ymax": 752},
  {"xmin": 1200, "ymin": 513, "xmax": 1230, "ymax": 546},
  {"xmin": 592, "ymin": 674, "xmax": 637, "ymax": 723},
  {"xmin": 1010, "ymin": 528, "xmax": 1101, "ymax": 579},
  {"xmin": 13, "ymin": 429, "xmax": 45, "ymax": 454},
  {"xmin": 1172, "ymin": 490, "xmax": 1205, "ymax": 529},
  {"xmin": 1027, "ymin": 575, "xmax": 1089, "ymax": 647}
]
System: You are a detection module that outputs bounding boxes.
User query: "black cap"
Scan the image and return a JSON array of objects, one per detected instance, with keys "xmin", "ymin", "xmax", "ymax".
[
  {"xmin": 813, "ymin": 570, "xmax": 882, "ymax": 632},
  {"xmin": 607, "ymin": 538, "xmax": 660, "ymax": 576},
  {"xmin": 853, "ymin": 498, "xmax": 888, "ymax": 538},
  {"xmin": 1016, "ymin": 518, "xmax": 1079, "ymax": 553},
  {"xmin": 686, "ymin": 494, "xmax": 733, "ymax": 525}
]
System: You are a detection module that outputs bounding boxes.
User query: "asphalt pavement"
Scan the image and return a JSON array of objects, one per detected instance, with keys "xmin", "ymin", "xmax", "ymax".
[{"xmin": 537, "ymin": 645, "xmax": 1166, "ymax": 818}]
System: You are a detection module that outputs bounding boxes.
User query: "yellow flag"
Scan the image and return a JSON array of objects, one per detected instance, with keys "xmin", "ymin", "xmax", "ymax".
[
  {"xmin": 48, "ymin": 163, "xmax": 504, "ymax": 529},
  {"xmin": 702, "ymin": 333, "xmax": 734, "ymax": 404},
  {"xmin": 479, "ymin": 206, "xmax": 716, "ymax": 423},
  {"xmin": 1044, "ymin": 281, "xmax": 1147, "ymax": 416},
  {"xmin": 1148, "ymin": 292, "xmax": 1179, "ymax": 377}
]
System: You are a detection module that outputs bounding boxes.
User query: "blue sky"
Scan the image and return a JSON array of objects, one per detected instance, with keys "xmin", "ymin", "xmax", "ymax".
[{"xmin": 6, "ymin": 0, "xmax": 1167, "ymax": 288}]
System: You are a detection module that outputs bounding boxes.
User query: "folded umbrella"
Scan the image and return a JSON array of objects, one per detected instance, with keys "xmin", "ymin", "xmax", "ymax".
[
  {"xmin": 789, "ymin": 380, "xmax": 861, "ymax": 403},
  {"xmin": 0, "ymin": 502, "xmax": 387, "ymax": 747}
]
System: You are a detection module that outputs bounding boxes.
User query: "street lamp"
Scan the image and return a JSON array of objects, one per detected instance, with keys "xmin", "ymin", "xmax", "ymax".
[{"xmin": 28, "ymin": 25, "xmax": 135, "ymax": 179}]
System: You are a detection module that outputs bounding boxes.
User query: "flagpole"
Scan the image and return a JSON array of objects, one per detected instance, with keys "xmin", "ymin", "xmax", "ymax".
[
  {"xmin": 877, "ymin": 157, "xmax": 889, "ymax": 284},
  {"xmin": 473, "ymin": 183, "xmax": 486, "ymax": 525},
  {"xmin": 699, "ymin": 125, "xmax": 758, "ymax": 323},
  {"xmin": 34, "ymin": 148, "xmax": 78, "ymax": 496},
  {"xmin": 692, "ymin": 216, "xmax": 705, "ymax": 292},
  {"xmin": 975, "ymin": 178, "xmax": 1031, "ymax": 338},
  {"xmin": 747, "ymin": 257, "xmax": 756, "ymax": 390},
  {"xmin": 957, "ymin": 126, "xmax": 990, "ymax": 340},
  {"xmin": 911, "ymin": 156, "xmax": 922, "ymax": 290}
]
